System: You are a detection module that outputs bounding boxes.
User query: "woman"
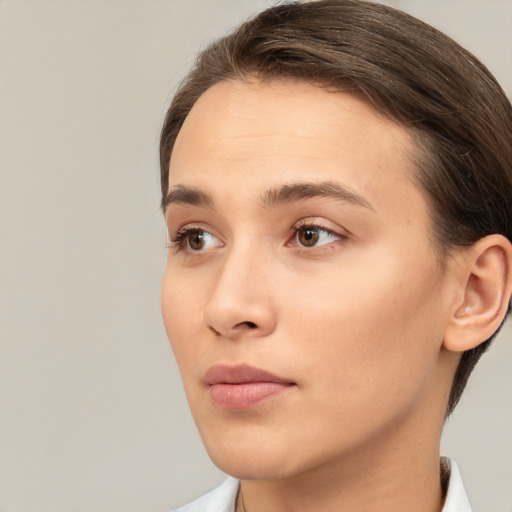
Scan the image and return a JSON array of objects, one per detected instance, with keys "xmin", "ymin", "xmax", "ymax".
[{"xmin": 160, "ymin": 1, "xmax": 512, "ymax": 510}]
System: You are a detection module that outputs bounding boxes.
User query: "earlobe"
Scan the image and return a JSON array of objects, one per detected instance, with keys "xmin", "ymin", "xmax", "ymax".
[{"xmin": 444, "ymin": 235, "xmax": 512, "ymax": 353}]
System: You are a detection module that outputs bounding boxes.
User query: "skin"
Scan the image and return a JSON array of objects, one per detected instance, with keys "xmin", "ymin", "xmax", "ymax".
[{"xmin": 161, "ymin": 79, "xmax": 466, "ymax": 512}]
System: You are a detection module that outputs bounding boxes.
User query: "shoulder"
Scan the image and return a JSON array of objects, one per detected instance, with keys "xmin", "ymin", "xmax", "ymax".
[{"xmin": 171, "ymin": 477, "xmax": 240, "ymax": 512}]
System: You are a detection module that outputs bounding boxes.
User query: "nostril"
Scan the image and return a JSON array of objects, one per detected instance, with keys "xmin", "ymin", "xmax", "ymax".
[
  {"xmin": 209, "ymin": 326, "xmax": 221, "ymax": 336},
  {"xmin": 245, "ymin": 322, "xmax": 257, "ymax": 329}
]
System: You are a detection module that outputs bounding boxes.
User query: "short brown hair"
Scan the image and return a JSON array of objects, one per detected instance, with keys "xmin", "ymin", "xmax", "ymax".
[{"xmin": 160, "ymin": 0, "xmax": 512, "ymax": 415}]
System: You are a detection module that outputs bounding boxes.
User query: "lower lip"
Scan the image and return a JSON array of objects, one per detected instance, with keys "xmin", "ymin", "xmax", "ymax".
[{"xmin": 209, "ymin": 382, "xmax": 293, "ymax": 409}]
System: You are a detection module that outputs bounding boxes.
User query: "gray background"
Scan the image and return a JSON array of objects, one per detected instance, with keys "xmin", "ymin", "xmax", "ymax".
[{"xmin": 0, "ymin": 1, "xmax": 510, "ymax": 511}]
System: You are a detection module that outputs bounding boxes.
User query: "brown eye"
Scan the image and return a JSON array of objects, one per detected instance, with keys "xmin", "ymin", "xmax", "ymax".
[
  {"xmin": 291, "ymin": 224, "xmax": 343, "ymax": 249},
  {"xmin": 187, "ymin": 230, "xmax": 206, "ymax": 250},
  {"xmin": 297, "ymin": 227, "xmax": 320, "ymax": 247},
  {"xmin": 170, "ymin": 227, "xmax": 221, "ymax": 253}
]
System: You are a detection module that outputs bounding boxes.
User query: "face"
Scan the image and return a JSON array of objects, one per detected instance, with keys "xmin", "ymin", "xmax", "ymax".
[{"xmin": 161, "ymin": 79, "xmax": 456, "ymax": 480}]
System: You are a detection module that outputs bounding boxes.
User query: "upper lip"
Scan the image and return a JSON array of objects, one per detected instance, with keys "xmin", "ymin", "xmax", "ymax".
[{"xmin": 204, "ymin": 363, "xmax": 293, "ymax": 385}]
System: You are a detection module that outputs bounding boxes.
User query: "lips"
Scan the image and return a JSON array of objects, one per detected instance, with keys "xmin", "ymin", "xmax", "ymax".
[{"xmin": 204, "ymin": 364, "xmax": 295, "ymax": 409}]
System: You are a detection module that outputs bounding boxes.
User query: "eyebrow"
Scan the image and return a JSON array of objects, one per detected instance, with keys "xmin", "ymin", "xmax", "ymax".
[
  {"xmin": 261, "ymin": 181, "xmax": 374, "ymax": 210},
  {"xmin": 163, "ymin": 181, "xmax": 374, "ymax": 212},
  {"xmin": 163, "ymin": 184, "xmax": 214, "ymax": 210}
]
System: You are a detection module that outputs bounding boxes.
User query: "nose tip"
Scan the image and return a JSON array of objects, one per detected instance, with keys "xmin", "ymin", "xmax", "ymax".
[{"xmin": 203, "ymin": 265, "xmax": 277, "ymax": 339}]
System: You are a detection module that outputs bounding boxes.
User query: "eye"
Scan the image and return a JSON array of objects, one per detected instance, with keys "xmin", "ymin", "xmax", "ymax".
[
  {"xmin": 171, "ymin": 227, "xmax": 222, "ymax": 252},
  {"xmin": 291, "ymin": 223, "xmax": 344, "ymax": 248}
]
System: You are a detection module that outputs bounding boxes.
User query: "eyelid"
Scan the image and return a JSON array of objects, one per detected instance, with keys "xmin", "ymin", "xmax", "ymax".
[
  {"xmin": 292, "ymin": 217, "xmax": 349, "ymax": 236},
  {"xmin": 169, "ymin": 222, "xmax": 203, "ymax": 241}
]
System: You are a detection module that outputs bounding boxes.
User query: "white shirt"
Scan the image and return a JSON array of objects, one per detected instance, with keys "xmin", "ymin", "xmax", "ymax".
[{"xmin": 172, "ymin": 458, "xmax": 472, "ymax": 512}]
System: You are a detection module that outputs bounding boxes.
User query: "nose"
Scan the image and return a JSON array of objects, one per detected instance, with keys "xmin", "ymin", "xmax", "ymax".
[{"xmin": 203, "ymin": 245, "xmax": 277, "ymax": 340}]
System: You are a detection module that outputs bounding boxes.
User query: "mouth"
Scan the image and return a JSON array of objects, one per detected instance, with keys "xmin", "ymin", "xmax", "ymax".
[{"xmin": 204, "ymin": 363, "xmax": 296, "ymax": 410}]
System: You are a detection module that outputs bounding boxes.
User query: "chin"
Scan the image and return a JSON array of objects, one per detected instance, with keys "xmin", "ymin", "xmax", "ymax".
[
  {"xmin": 199, "ymin": 426, "xmax": 304, "ymax": 480},
  {"xmin": 209, "ymin": 451, "xmax": 295, "ymax": 481}
]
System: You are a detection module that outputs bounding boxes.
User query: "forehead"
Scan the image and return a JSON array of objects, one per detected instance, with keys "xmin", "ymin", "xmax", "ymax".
[
  {"xmin": 169, "ymin": 79, "xmax": 423, "ymax": 217},
  {"xmin": 171, "ymin": 79, "xmax": 415, "ymax": 178},
  {"xmin": 173, "ymin": 78, "xmax": 414, "ymax": 164}
]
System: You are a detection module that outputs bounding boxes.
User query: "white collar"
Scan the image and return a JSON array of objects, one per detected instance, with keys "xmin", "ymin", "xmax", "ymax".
[
  {"xmin": 441, "ymin": 457, "xmax": 472, "ymax": 511},
  {"xmin": 173, "ymin": 477, "xmax": 238, "ymax": 512},
  {"xmin": 173, "ymin": 457, "xmax": 472, "ymax": 512}
]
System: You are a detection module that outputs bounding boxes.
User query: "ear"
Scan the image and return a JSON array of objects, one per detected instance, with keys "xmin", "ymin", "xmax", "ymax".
[{"xmin": 444, "ymin": 234, "xmax": 512, "ymax": 353}]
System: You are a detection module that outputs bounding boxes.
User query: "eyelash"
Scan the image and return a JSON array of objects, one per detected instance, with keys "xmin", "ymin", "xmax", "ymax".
[
  {"xmin": 291, "ymin": 219, "xmax": 334, "ymax": 234},
  {"xmin": 167, "ymin": 225, "xmax": 203, "ymax": 250},
  {"xmin": 170, "ymin": 227, "xmax": 194, "ymax": 245}
]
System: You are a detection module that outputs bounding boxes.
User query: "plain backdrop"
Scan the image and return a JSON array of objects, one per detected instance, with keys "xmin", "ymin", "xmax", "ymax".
[{"xmin": 0, "ymin": 1, "xmax": 511, "ymax": 511}]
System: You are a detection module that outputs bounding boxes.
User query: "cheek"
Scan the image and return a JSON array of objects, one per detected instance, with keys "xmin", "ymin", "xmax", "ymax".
[
  {"xmin": 161, "ymin": 269, "xmax": 204, "ymax": 366},
  {"xmin": 283, "ymin": 255, "xmax": 445, "ymax": 405}
]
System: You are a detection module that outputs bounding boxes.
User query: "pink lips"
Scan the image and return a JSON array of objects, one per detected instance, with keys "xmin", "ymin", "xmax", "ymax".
[{"xmin": 204, "ymin": 364, "xmax": 295, "ymax": 410}]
